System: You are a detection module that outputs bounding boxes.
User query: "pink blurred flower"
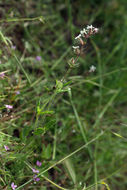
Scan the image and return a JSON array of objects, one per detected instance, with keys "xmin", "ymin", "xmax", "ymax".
[
  {"xmin": 4, "ymin": 145, "xmax": 10, "ymax": 151},
  {"xmin": 36, "ymin": 56, "xmax": 41, "ymax": 61},
  {"xmin": 36, "ymin": 160, "xmax": 42, "ymax": 167},
  {"xmin": 0, "ymin": 73, "xmax": 5, "ymax": 78},
  {"xmin": 33, "ymin": 175, "xmax": 40, "ymax": 182},
  {"xmin": 32, "ymin": 168, "xmax": 39, "ymax": 173},
  {"xmin": 16, "ymin": 91, "xmax": 20, "ymax": 95},
  {"xmin": 5, "ymin": 105, "xmax": 13, "ymax": 109},
  {"xmin": 11, "ymin": 45, "xmax": 16, "ymax": 50},
  {"xmin": 11, "ymin": 182, "xmax": 17, "ymax": 190}
]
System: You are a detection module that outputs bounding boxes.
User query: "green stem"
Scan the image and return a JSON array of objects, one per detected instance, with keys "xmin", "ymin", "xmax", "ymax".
[
  {"xmin": 42, "ymin": 175, "xmax": 68, "ymax": 190},
  {"xmin": 0, "ymin": 16, "xmax": 44, "ymax": 23}
]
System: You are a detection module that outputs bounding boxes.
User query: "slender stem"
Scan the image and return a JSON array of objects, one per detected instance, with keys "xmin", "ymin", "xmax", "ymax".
[
  {"xmin": 42, "ymin": 175, "xmax": 68, "ymax": 190},
  {"xmin": 0, "ymin": 16, "xmax": 44, "ymax": 23},
  {"xmin": 61, "ymin": 54, "xmax": 80, "ymax": 82},
  {"xmin": 52, "ymin": 124, "xmax": 57, "ymax": 160}
]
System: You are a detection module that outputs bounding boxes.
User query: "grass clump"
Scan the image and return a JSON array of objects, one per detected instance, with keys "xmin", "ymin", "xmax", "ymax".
[{"xmin": 0, "ymin": 0, "xmax": 127, "ymax": 189}]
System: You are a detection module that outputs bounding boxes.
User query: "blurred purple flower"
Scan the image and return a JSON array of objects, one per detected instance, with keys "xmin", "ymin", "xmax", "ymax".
[
  {"xmin": 16, "ymin": 91, "xmax": 20, "ymax": 95},
  {"xmin": 11, "ymin": 45, "xmax": 16, "ymax": 50},
  {"xmin": 36, "ymin": 56, "xmax": 41, "ymax": 61},
  {"xmin": 5, "ymin": 105, "xmax": 13, "ymax": 109},
  {"xmin": 32, "ymin": 168, "xmax": 39, "ymax": 173},
  {"xmin": 4, "ymin": 145, "xmax": 10, "ymax": 151},
  {"xmin": 11, "ymin": 182, "xmax": 17, "ymax": 190},
  {"xmin": 0, "ymin": 73, "xmax": 5, "ymax": 78},
  {"xmin": 36, "ymin": 160, "xmax": 42, "ymax": 167},
  {"xmin": 33, "ymin": 175, "xmax": 40, "ymax": 182}
]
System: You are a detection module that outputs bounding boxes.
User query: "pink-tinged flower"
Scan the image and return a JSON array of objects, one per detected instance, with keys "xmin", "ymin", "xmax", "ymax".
[
  {"xmin": 36, "ymin": 160, "xmax": 42, "ymax": 167},
  {"xmin": 11, "ymin": 45, "xmax": 16, "ymax": 50},
  {"xmin": 0, "ymin": 73, "xmax": 5, "ymax": 78},
  {"xmin": 5, "ymin": 105, "xmax": 13, "ymax": 109},
  {"xmin": 11, "ymin": 182, "xmax": 17, "ymax": 190},
  {"xmin": 35, "ymin": 56, "xmax": 41, "ymax": 61},
  {"xmin": 33, "ymin": 175, "xmax": 40, "ymax": 182},
  {"xmin": 16, "ymin": 91, "xmax": 20, "ymax": 95},
  {"xmin": 4, "ymin": 145, "xmax": 10, "ymax": 151},
  {"xmin": 32, "ymin": 168, "xmax": 39, "ymax": 173}
]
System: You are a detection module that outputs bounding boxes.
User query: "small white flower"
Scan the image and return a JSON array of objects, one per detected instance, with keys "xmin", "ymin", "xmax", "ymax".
[
  {"xmin": 80, "ymin": 30, "xmax": 84, "ymax": 35},
  {"xmin": 72, "ymin": 46, "xmax": 79, "ymax": 49},
  {"xmin": 79, "ymin": 182, "xmax": 82, "ymax": 185},
  {"xmin": 72, "ymin": 129, "xmax": 76, "ymax": 133},
  {"xmin": 83, "ymin": 28, "xmax": 88, "ymax": 34},
  {"xmin": 80, "ymin": 28, "xmax": 88, "ymax": 36},
  {"xmin": 87, "ymin": 25, "xmax": 93, "ymax": 30},
  {"xmin": 89, "ymin": 65, "xmax": 96, "ymax": 72},
  {"xmin": 75, "ymin": 34, "xmax": 81, "ymax": 39}
]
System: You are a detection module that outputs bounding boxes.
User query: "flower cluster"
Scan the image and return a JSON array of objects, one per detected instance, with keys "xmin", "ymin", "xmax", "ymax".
[
  {"xmin": 70, "ymin": 25, "xmax": 99, "ymax": 68},
  {"xmin": 72, "ymin": 25, "xmax": 99, "ymax": 53},
  {"xmin": 32, "ymin": 160, "xmax": 42, "ymax": 182},
  {"xmin": 10, "ymin": 160, "xmax": 42, "ymax": 189},
  {"xmin": 75, "ymin": 25, "xmax": 99, "ymax": 40}
]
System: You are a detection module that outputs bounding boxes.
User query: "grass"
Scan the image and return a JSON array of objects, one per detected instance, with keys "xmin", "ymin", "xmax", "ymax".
[{"xmin": 0, "ymin": 0, "xmax": 127, "ymax": 189}]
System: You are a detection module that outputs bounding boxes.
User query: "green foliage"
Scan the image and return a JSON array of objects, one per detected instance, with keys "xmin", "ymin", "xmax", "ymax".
[
  {"xmin": 0, "ymin": 0, "xmax": 127, "ymax": 189},
  {"xmin": 42, "ymin": 144, "xmax": 52, "ymax": 160}
]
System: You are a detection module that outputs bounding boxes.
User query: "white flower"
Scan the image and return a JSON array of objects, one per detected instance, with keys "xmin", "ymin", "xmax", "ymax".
[
  {"xmin": 72, "ymin": 46, "xmax": 79, "ymax": 49},
  {"xmin": 87, "ymin": 25, "xmax": 93, "ymax": 30},
  {"xmin": 75, "ymin": 25, "xmax": 99, "ymax": 41},
  {"xmin": 80, "ymin": 28, "xmax": 88, "ymax": 36},
  {"xmin": 89, "ymin": 65, "xmax": 96, "ymax": 72},
  {"xmin": 87, "ymin": 25, "xmax": 99, "ymax": 33},
  {"xmin": 83, "ymin": 28, "xmax": 88, "ymax": 34},
  {"xmin": 75, "ymin": 34, "xmax": 81, "ymax": 39}
]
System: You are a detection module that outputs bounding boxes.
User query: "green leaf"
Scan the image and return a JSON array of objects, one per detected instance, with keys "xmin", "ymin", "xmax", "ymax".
[
  {"xmin": 63, "ymin": 80, "xmax": 72, "ymax": 87},
  {"xmin": 40, "ymin": 110, "xmax": 54, "ymax": 115},
  {"xmin": 21, "ymin": 126, "xmax": 31, "ymax": 142},
  {"xmin": 56, "ymin": 80, "xmax": 63, "ymax": 91},
  {"xmin": 42, "ymin": 144, "xmax": 52, "ymax": 159},
  {"xmin": 63, "ymin": 158, "xmax": 76, "ymax": 184},
  {"xmin": 37, "ymin": 107, "xmax": 54, "ymax": 115},
  {"xmin": 34, "ymin": 127, "xmax": 46, "ymax": 135},
  {"xmin": 112, "ymin": 132, "xmax": 123, "ymax": 139},
  {"xmin": 45, "ymin": 119, "xmax": 56, "ymax": 130}
]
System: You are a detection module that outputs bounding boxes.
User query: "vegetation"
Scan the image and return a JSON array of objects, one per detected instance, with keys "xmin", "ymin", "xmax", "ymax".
[{"xmin": 0, "ymin": 0, "xmax": 127, "ymax": 189}]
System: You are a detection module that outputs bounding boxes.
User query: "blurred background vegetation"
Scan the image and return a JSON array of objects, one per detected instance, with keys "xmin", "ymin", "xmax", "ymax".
[{"xmin": 0, "ymin": 0, "xmax": 127, "ymax": 189}]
